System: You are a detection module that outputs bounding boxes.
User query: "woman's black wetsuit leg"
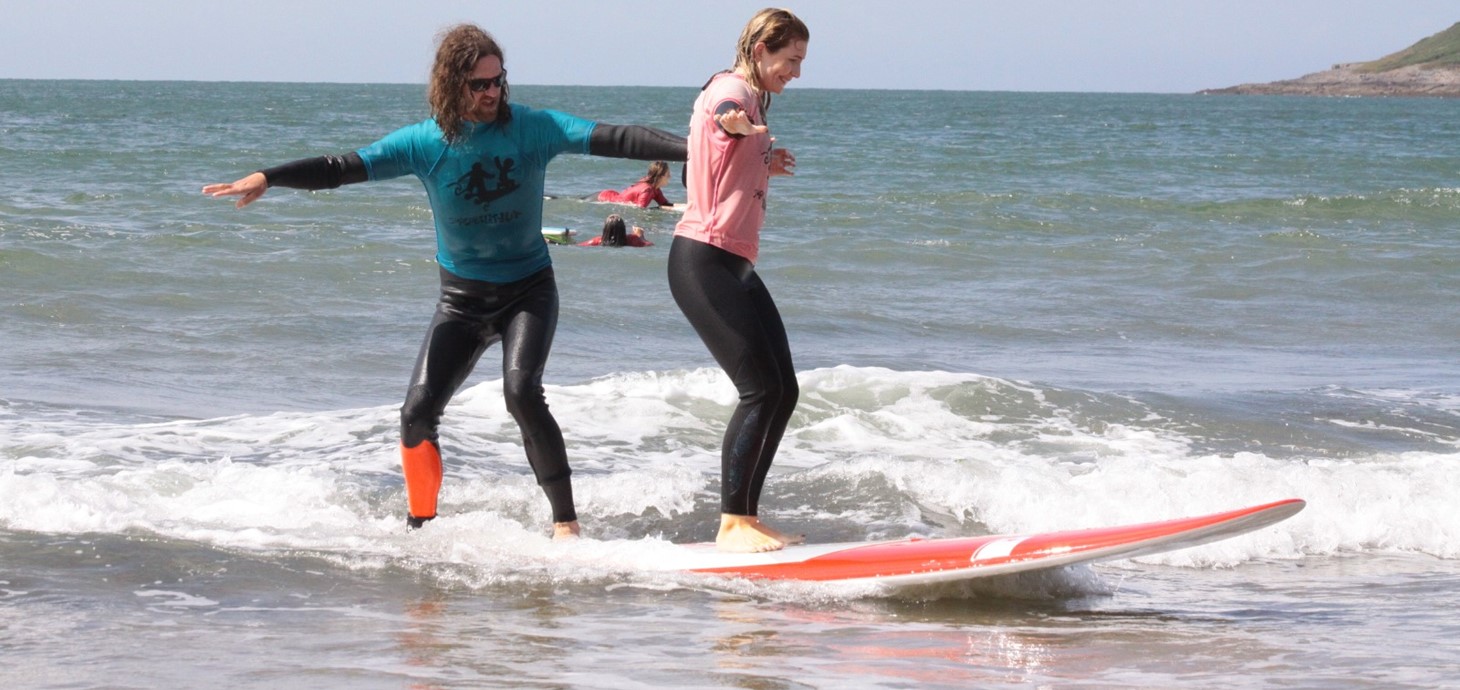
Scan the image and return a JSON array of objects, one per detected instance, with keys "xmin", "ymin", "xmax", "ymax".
[{"xmin": 667, "ymin": 236, "xmax": 798, "ymax": 516}]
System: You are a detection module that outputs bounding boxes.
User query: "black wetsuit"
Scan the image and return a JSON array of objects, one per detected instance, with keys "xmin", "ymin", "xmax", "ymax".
[
  {"xmin": 666, "ymin": 236, "xmax": 798, "ymax": 516},
  {"xmin": 260, "ymin": 121, "xmax": 685, "ymax": 525},
  {"xmin": 400, "ymin": 266, "xmax": 575, "ymax": 522}
]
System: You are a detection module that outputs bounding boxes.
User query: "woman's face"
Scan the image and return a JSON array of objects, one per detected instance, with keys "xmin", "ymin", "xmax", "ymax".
[
  {"xmin": 465, "ymin": 55, "xmax": 505, "ymax": 122},
  {"xmin": 753, "ymin": 39, "xmax": 807, "ymax": 94}
]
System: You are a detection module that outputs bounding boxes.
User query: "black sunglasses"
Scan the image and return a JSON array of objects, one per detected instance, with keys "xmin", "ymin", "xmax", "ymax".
[{"xmin": 467, "ymin": 71, "xmax": 507, "ymax": 93}]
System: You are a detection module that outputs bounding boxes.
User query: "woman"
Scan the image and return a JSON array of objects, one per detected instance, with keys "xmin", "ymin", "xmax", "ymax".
[
  {"xmin": 203, "ymin": 24, "xmax": 685, "ymax": 538},
  {"xmin": 595, "ymin": 160, "xmax": 674, "ymax": 208},
  {"xmin": 668, "ymin": 8, "xmax": 808, "ymax": 553}
]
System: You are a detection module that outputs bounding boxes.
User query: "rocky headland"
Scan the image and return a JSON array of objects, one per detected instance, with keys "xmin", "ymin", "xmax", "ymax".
[{"xmin": 1200, "ymin": 21, "xmax": 1460, "ymax": 97}]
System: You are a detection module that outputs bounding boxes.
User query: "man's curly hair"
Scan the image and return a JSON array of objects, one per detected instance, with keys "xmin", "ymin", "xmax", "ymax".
[{"xmin": 428, "ymin": 24, "xmax": 512, "ymax": 144}]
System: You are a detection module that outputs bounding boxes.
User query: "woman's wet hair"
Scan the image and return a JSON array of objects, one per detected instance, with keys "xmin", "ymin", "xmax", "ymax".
[
  {"xmin": 600, "ymin": 214, "xmax": 628, "ymax": 247},
  {"xmin": 732, "ymin": 8, "xmax": 809, "ymax": 101}
]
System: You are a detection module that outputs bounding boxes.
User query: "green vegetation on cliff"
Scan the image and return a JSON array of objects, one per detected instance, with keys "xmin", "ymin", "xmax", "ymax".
[{"xmin": 1359, "ymin": 21, "xmax": 1460, "ymax": 72}]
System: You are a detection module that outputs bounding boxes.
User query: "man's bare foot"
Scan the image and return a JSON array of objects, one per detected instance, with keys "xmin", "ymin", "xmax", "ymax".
[
  {"xmin": 552, "ymin": 520, "xmax": 581, "ymax": 540},
  {"xmin": 716, "ymin": 514, "xmax": 785, "ymax": 553}
]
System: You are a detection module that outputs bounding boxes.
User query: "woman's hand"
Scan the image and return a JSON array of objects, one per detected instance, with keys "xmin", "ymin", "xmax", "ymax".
[
  {"xmin": 715, "ymin": 108, "xmax": 768, "ymax": 137},
  {"xmin": 201, "ymin": 172, "xmax": 269, "ymax": 208},
  {"xmin": 770, "ymin": 140, "xmax": 796, "ymax": 177}
]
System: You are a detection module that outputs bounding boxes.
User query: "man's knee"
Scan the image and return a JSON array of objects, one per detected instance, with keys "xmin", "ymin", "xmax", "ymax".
[
  {"xmin": 400, "ymin": 385, "xmax": 443, "ymax": 446},
  {"xmin": 501, "ymin": 371, "xmax": 547, "ymax": 419}
]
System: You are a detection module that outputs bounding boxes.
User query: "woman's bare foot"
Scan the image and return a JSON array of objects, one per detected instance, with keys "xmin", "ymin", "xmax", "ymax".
[
  {"xmin": 753, "ymin": 519, "xmax": 806, "ymax": 546},
  {"xmin": 552, "ymin": 520, "xmax": 581, "ymax": 540},
  {"xmin": 716, "ymin": 514, "xmax": 786, "ymax": 553}
]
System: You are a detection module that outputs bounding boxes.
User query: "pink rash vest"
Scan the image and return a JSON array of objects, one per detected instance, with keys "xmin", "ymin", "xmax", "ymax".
[{"xmin": 673, "ymin": 72, "xmax": 772, "ymax": 264}]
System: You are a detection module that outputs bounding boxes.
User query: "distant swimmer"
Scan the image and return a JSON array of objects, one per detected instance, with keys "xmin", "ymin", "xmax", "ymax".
[
  {"xmin": 595, "ymin": 160, "xmax": 675, "ymax": 209},
  {"xmin": 202, "ymin": 23, "xmax": 685, "ymax": 539},
  {"xmin": 578, "ymin": 214, "xmax": 653, "ymax": 247}
]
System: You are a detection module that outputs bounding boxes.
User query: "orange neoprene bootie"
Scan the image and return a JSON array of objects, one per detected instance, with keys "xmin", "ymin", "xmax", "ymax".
[{"xmin": 400, "ymin": 440, "xmax": 443, "ymax": 526}]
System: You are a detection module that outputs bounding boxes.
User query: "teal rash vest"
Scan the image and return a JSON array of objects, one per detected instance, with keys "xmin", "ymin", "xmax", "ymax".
[{"xmin": 357, "ymin": 104, "xmax": 595, "ymax": 283}]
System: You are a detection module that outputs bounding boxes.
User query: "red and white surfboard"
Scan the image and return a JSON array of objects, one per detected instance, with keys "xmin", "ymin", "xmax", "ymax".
[{"xmin": 656, "ymin": 498, "xmax": 1305, "ymax": 587}]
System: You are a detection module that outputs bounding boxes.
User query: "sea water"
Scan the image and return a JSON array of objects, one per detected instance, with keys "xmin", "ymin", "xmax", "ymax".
[{"xmin": 2, "ymin": 80, "xmax": 1459, "ymax": 688}]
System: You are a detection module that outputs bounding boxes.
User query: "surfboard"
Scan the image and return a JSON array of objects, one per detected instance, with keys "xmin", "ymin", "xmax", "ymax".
[
  {"xmin": 652, "ymin": 498, "xmax": 1305, "ymax": 587},
  {"xmin": 542, "ymin": 226, "xmax": 576, "ymax": 245},
  {"xmin": 592, "ymin": 199, "xmax": 685, "ymax": 213}
]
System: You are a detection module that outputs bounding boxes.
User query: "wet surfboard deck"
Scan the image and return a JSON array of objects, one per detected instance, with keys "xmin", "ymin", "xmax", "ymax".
[{"xmin": 651, "ymin": 498, "xmax": 1305, "ymax": 587}]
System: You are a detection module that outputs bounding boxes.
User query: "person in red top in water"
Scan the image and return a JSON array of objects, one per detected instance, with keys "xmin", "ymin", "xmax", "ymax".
[
  {"xmin": 578, "ymin": 214, "xmax": 653, "ymax": 247},
  {"xmin": 595, "ymin": 160, "xmax": 675, "ymax": 208}
]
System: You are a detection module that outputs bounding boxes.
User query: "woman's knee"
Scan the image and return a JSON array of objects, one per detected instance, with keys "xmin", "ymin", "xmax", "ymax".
[
  {"xmin": 769, "ymin": 374, "xmax": 799, "ymax": 418},
  {"xmin": 743, "ymin": 371, "xmax": 798, "ymax": 412}
]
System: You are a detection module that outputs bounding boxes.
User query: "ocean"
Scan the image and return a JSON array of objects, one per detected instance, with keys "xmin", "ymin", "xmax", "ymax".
[{"xmin": 2, "ymin": 79, "xmax": 1459, "ymax": 688}]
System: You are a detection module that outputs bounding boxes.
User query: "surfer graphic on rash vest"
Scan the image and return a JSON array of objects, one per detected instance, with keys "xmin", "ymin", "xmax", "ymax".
[
  {"xmin": 453, "ymin": 157, "xmax": 520, "ymax": 207},
  {"xmin": 203, "ymin": 23, "xmax": 686, "ymax": 538}
]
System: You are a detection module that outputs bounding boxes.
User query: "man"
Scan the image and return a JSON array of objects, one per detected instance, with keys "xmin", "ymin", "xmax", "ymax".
[{"xmin": 203, "ymin": 24, "xmax": 685, "ymax": 537}]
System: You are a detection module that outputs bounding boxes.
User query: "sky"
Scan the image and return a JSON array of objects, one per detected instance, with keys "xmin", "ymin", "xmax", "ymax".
[{"xmin": 2, "ymin": 1, "xmax": 1456, "ymax": 93}]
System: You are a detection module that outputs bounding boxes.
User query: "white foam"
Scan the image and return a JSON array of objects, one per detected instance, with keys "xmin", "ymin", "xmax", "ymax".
[
  {"xmin": 134, "ymin": 589, "xmax": 219, "ymax": 609},
  {"xmin": 4, "ymin": 366, "xmax": 1459, "ymax": 581}
]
